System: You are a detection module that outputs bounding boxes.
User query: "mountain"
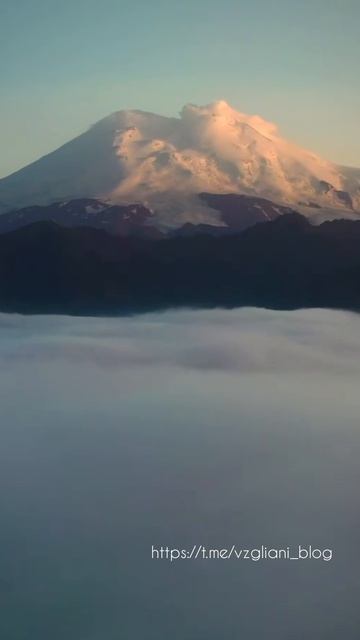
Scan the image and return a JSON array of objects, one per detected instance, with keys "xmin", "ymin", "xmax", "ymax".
[
  {"xmin": 0, "ymin": 199, "xmax": 163, "ymax": 238},
  {"xmin": 1, "ymin": 214, "xmax": 360, "ymax": 314},
  {"xmin": 0, "ymin": 195, "xmax": 300, "ymax": 236},
  {"xmin": 0, "ymin": 100, "xmax": 359, "ymax": 230}
]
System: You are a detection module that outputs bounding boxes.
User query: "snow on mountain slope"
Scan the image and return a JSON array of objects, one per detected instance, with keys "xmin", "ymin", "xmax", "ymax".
[{"xmin": 0, "ymin": 100, "xmax": 359, "ymax": 228}]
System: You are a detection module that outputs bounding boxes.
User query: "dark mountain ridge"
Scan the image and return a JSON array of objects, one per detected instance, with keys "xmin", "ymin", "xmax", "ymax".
[
  {"xmin": 0, "ymin": 213, "xmax": 360, "ymax": 315},
  {"xmin": 0, "ymin": 194, "xmax": 301, "ymax": 237}
]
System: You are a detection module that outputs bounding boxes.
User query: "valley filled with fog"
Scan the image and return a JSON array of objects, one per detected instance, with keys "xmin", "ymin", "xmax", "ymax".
[{"xmin": 0, "ymin": 308, "xmax": 359, "ymax": 639}]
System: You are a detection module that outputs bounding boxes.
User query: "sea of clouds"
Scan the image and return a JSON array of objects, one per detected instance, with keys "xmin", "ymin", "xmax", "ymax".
[
  {"xmin": 0, "ymin": 307, "xmax": 359, "ymax": 639},
  {"xmin": 1, "ymin": 306, "xmax": 360, "ymax": 375}
]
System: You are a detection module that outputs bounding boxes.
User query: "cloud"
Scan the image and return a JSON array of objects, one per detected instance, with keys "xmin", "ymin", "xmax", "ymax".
[
  {"xmin": 1, "ymin": 307, "xmax": 360, "ymax": 376},
  {"xmin": 0, "ymin": 306, "xmax": 359, "ymax": 640}
]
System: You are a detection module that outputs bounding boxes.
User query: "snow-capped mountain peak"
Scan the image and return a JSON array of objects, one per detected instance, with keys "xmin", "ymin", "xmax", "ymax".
[{"xmin": 0, "ymin": 101, "xmax": 359, "ymax": 228}]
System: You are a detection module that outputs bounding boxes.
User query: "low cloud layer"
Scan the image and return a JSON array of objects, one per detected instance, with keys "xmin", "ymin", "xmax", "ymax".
[
  {"xmin": 1, "ymin": 307, "xmax": 360, "ymax": 640},
  {"xmin": 1, "ymin": 307, "xmax": 360, "ymax": 376}
]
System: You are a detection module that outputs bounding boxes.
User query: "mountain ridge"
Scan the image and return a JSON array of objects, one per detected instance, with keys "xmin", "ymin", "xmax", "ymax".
[
  {"xmin": 1, "ymin": 212, "xmax": 360, "ymax": 315},
  {"xmin": 0, "ymin": 195, "xmax": 301, "ymax": 236}
]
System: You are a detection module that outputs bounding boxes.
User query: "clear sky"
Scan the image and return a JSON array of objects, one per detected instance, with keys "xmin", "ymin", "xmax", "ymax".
[{"xmin": 1, "ymin": 0, "xmax": 359, "ymax": 178}]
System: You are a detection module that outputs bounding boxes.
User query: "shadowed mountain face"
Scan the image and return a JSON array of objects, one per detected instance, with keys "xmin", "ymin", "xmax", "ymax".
[
  {"xmin": 200, "ymin": 193, "xmax": 298, "ymax": 231},
  {"xmin": 0, "ymin": 213, "xmax": 360, "ymax": 314},
  {"xmin": 0, "ymin": 115, "xmax": 128, "ymax": 211}
]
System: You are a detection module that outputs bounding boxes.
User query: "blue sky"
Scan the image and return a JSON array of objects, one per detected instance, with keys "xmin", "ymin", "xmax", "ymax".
[{"xmin": 1, "ymin": 0, "xmax": 359, "ymax": 177}]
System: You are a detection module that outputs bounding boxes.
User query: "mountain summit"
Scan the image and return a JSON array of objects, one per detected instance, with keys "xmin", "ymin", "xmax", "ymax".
[{"xmin": 1, "ymin": 101, "xmax": 359, "ymax": 228}]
